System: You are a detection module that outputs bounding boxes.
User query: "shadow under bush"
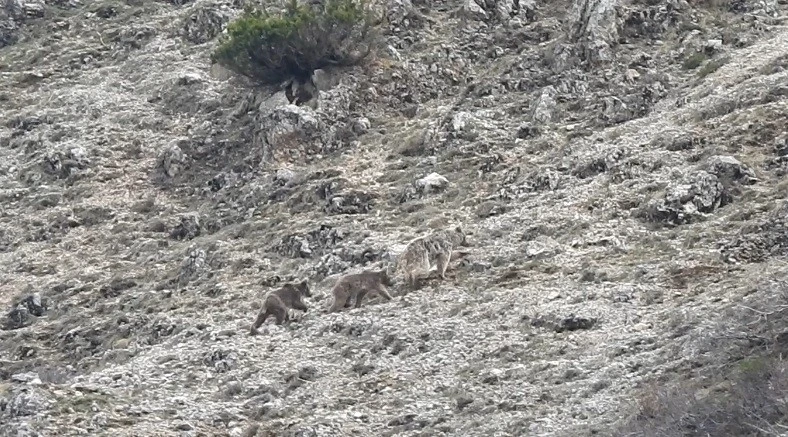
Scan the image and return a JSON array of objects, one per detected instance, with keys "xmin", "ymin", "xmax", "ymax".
[{"xmin": 212, "ymin": 0, "xmax": 376, "ymax": 85}]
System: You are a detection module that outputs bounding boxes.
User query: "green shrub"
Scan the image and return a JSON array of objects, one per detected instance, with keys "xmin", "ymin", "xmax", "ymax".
[
  {"xmin": 212, "ymin": 0, "xmax": 376, "ymax": 85},
  {"xmin": 682, "ymin": 51, "xmax": 709, "ymax": 70}
]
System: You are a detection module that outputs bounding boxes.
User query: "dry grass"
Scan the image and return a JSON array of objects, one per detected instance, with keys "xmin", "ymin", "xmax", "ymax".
[{"xmin": 617, "ymin": 284, "xmax": 788, "ymax": 436}]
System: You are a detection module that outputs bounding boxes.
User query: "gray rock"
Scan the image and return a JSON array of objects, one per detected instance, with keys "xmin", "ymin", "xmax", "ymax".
[
  {"xmin": 3, "ymin": 292, "xmax": 47, "ymax": 330},
  {"xmin": 10, "ymin": 372, "xmax": 41, "ymax": 385},
  {"xmin": 178, "ymin": 245, "xmax": 207, "ymax": 285},
  {"xmin": 568, "ymin": 0, "xmax": 619, "ymax": 64},
  {"xmin": 352, "ymin": 117, "xmax": 370, "ymax": 135},
  {"xmin": 159, "ymin": 141, "xmax": 188, "ymax": 178},
  {"xmin": 311, "ymin": 68, "xmax": 340, "ymax": 93},
  {"xmin": 459, "ymin": 0, "xmax": 487, "ymax": 21},
  {"xmin": 639, "ymin": 171, "xmax": 726, "ymax": 225},
  {"xmin": 531, "ymin": 86, "xmax": 557, "ymax": 124},
  {"xmin": 170, "ymin": 212, "xmax": 201, "ymax": 240},
  {"xmin": 256, "ymin": 105, "xmax": 322, "ymax": 164},
  {"xmin": 720, "ymin": 201, "xmax": 788, "ymax": 263},
  {"xmin": 458, "ymin": 0, "xmax": 533, "ymax": 22},
  {"xmin": 6, "ymin": 0, "xmax": 44, "ymax": 21},
  {"xmin": 274, "ymin": 225, "xmax": 345, "ymax": 259},
  {"xmin": 415, "ymin": 172, "xmax": 449, "ymax": 194},
  {"xmin": 705, "ymin": 155, "xmax": 757, "ymax": 185},
  {"xmin": 274, "ymin": 168, "xmax": 299, "ymax": 187},
  {"xmin": 516, "ymin": 122, "xmax": 541, "ymax": 139},
  {"xmin": 43, "ymin": 146, "xmax": 90, "ymax": 179},
  {"xmin": 2, "ymin": 387, "xmax": 52, "ymax": 418},
  {"xmin": 181, "ymin": 4, "xmax": 228, "ymax": 44},
  {"xmin": 0, "ymin": 15, "xmax": 18, "ymax": 48}
]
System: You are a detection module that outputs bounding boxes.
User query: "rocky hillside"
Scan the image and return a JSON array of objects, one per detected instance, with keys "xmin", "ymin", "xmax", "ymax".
[{"xmin": 2, "ymin": 0, "xmax": 788, "ymax": 435}]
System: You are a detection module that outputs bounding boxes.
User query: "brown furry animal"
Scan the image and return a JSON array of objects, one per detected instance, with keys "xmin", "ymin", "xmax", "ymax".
[
  {"xmin": 328, "ymin": 269, "xmax": 394, "ymax": 313},
  {"xmin": 250, "ymin": 280, "xmax": 311, "ymax": 335},
  {"xmin": 397, "ymin": 226, "xmax": 468, "ymax": 290}
]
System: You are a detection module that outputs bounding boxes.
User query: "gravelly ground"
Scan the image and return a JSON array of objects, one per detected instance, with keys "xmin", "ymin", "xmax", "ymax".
[{"xmin": 1, "ymin": 0, "xmax": 788, "ymax": 435}]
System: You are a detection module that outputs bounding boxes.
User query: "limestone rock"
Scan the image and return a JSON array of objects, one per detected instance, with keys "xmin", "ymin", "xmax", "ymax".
[
  {"xmin": 568, "ymin": 0, "xmax": 619, "ymax": 65},
  {"xmin": 705, "ymin": 155, "xmax": 757, "ymax": 185},
  {"xmin": 256, "ymin": 105, "xmax": 322, "ymax": 164},
  {"xmin": 170, "ymin": 212, "xmax": 201, "ymax": 241},
  {"xmin": 181, "ymin": 4, "xmax": 229, "ymax": 44},
  {"xmin": 159, "ymin": 141, "xmax": 188, "ymax": 178},
  {"xmin": 532, "ymin": 86, "xmax": 557, "ymax": 124},
  {"xmin": 415, "ymin": 172, "xmax": 449, "ymax": 194},
  {"xmin": 459, "ymin": 0, "xmax": 487, "ymax": 21},
  {"xmin": 639, "ymin": 171, "xmax": 727, "ymax": 225}
]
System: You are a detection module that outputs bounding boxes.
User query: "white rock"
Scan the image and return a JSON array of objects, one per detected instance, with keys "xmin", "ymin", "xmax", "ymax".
[{"xmin": 416, "ymin": 172, "xmax": 449, "ymax": 193}]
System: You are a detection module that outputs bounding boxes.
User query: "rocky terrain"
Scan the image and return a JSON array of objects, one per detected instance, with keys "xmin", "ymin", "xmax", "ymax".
[{"xmin": 1, "ymin": 0, "xmax": 788, "ymax": 435}]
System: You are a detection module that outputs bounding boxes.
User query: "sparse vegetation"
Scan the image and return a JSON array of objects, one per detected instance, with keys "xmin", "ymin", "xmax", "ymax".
[
  {"xmin": 697, "ymin": 56, "xmax": 729, "ymax": 78},
  {"xmin": 212, "ymin": 0, "xmax": 376, "ymax": 85},
  {"xmin": 618, "ymin": 288, "xmax": 788, "ymax": 436},
  {"xmin": 682, "ymin": 51, "xmax": 709, "ymax": 70},
  {"xmin": 620, "ymin": 354, "xmax": 788, "ymax": 436}
]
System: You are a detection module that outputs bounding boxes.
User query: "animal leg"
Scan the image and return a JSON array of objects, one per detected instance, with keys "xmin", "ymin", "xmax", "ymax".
[
  {"xmin": 436, "ymin": 252, "xmax": 450, "ymax": 280},
  {"xmin": 250, "ymin": 309, "xmax": 270, "ymax": 335},
  {"xmin": 354, "ymin": 290, "xmax": 368, "ymax": 309},
  {"xmin": 329, "ymin": 292, "xmax": 348, "ymax": 312},
  {"xmin": 292, "ymin": 299, "xmax": 308, "ymax": 312},
  {"xmin": 377, "ymin": 285, "xmax": 393, "ymax": 300},
  {"xmin": 274, "ymin": 307, "xmax": 287, "ymax": 325}
]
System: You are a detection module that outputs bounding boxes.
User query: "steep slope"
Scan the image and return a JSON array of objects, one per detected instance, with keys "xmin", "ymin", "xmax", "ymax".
[{"xmin": 1, "ymin": 0, "xmax": 788, "ymax": 435}]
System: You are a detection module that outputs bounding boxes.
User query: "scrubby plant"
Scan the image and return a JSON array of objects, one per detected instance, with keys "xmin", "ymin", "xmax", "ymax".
[
  {"xmin": 212, "ymin": 0, "xmax": 376, "ymax": 85},
  {"xmin": 682, "ymin": 51, "xmax": 709, "ymax": 70}
]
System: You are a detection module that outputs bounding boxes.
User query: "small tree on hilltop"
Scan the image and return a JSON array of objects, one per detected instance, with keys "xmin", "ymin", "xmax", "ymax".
[{"xmin": 212, "ymin": 0, "xmax": 376, "ymax": 85}]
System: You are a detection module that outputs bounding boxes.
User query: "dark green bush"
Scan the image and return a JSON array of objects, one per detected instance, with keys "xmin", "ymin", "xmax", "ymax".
[{"xmin": 212, "ymin": 0, "xmax": 376, "ymax": 85}]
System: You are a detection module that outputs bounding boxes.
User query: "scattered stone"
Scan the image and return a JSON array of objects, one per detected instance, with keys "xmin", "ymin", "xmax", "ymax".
[
  {"xmin": 529, "ymin": 314, "xmax": 597, "ymax": 332},
  {"xmin": 455, "ymin": 395, "xmax": 474, "ymax": 410},
  {"xmin": 2, "ymin": 387, "xmax": 53, "ymax": 418},
  {"xmin": 568, "ymin": 0, "xmax": 619, "ymax": 65},
  {"xmin": 7, "ymin": 0, "xmax": 45, "ymax": 21},
  {"xmin": 525, "ymin": 235, "xmax": 562, "ymax": 260},
  {"xmin": 159, "ymin": 141, "xmax": 188, "ymax": 178},
  {"xmin": 451, "ymin": 111, "xmax": 481, "ymax": 140},
  {"xmin": 415, "ymin": 172, "xmax": 449, "ymax": 194},
  {"xmin": 638, "ymin": 171, "xmax": 727, "ymax": 225},
  {"xmin": 181, "ymin": 4, "xmax": 228, "ymax": 44},
  {"xmin": 0, "ymin": 16, "xmax": 18, "ymax": 48},
  {"xmin": 256, "ymin": 105, "xmax": 322, "ymax": 163},
  {"xmin": 531, "ymin": 86, "xmax": 557, "ymax": 124},
  {"xmin": 720, "ymin": 201, "xmax": 788, "ymax": 263},
  {"xmin": 170, "ymin": 212, "xmax": 201, "ymax": 240},
  {"xmin": 43, "ymin": 147, "xmax": 90, "ymax": 179},
  {"xmin": 516, "ymin": 122, "xmax": 541, "ymax": 139},
  {"xmin": 99, "ymin": 277, "xmax": 137, "ymax": 298},
  {"xmin": 704, "ymin": 155, "xmax": 757, "ymax": 185},
  {"xmin": 323, "ymin": 189, "xmax": 376, "ymax": 215},
  {"xmin": 556, "ymin": 315, "xmax": 597, "ymax": 332},
  {"xmin": 178, "ymin": 245, "xmax": 207, "ymax": 285},
  {"xmin": 385, "ymin": 0, "xmax": 427, "ymax": 30},
  {"xmin": 274, "ymin": 225, "xmax": 345, "ymax": 259},
  {"xmin": 175, "ymin": 422, "xmax": 194, "ymax": 431},
  {"xmin": 3, "ymin": 293, "xmax": 47, "ymax": 330},
  {"xmin": 459, "ymin": 0, "xmax": 487, "ymax": 21}
]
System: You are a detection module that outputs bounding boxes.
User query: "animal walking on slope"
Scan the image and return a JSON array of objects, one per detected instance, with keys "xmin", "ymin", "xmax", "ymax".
[
  {"xmin": 250, "ymin": 280, "xmax": 311, "ymax": 335},
  {"xmin": 328, "ymin": 269, "xmax": 395, "ymax": 312},
  {"xmin": 397, "ymin": 226, "xmax": 469, "ymax": 291}
]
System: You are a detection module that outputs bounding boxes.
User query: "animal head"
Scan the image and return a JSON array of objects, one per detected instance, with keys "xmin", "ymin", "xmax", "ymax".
[
  {"xmin": 296, "ymin": 279, "xmax": 311, "ymax": 297},
  {"xmin": 378, "ymin": 269, "xmax": 395, "ymax": 287}
]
